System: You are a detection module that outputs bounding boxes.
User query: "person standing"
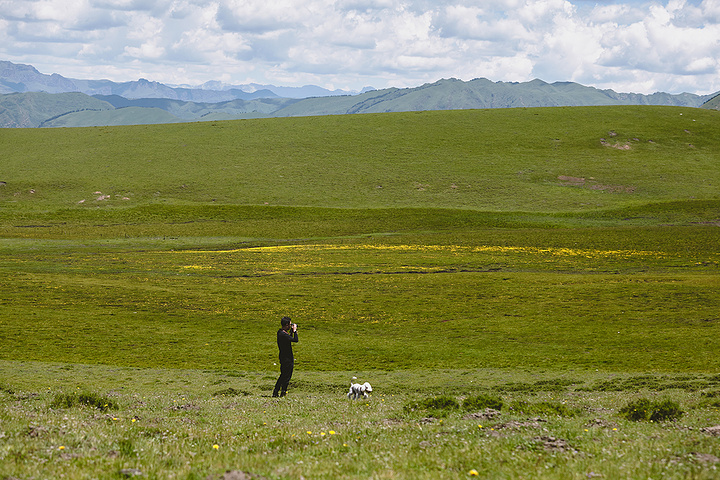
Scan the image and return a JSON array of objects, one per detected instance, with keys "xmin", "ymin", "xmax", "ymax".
[{"xmin": 272, "ymin": 316, "xmax": 298, "ymax": 397}]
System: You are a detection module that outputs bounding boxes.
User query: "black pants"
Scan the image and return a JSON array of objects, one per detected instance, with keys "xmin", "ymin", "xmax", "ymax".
[{"xmin": 273, "ymin": 359, "xmax": 294, "ymax": 397}]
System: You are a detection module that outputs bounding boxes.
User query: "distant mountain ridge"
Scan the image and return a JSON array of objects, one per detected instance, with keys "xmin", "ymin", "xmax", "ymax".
[
  {"xmin": 0, "ymin": 60, "xmax": 364, "ymax": 101},
  {"xmin": 1, "ymin": 60, "xmax": 718, "ymax": 128}
]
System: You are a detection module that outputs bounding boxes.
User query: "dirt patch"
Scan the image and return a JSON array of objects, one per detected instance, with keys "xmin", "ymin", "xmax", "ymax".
[
  {"xmin": 601, "ymin": 139, "xmax": 631, "ymax": 150},
  {"xmin": 495, "ymin": 418, "xmax": 547, "ymax": 430},
  {"xmin": 601, "ymin": 132, "xmax": 632, "ymax": 150},
  {"xmin": 700, "ymin": 425, "xmax": 720, "ymax": 436},
  {"xmin": 207, "ymin": 471, "xmax": 268, "ymax": 480},
  {"xmin": 169, "ymin": 403, "xmax": 201, "ymax": 411},
  {"xmin": 690, "ymin": 453, "xmax": 720, "ymax": 464},
  {"xmin": 585, "ymin": 418, "xmax": 618, "ymax": 430},
  {"xmin": 462, "ymin": 408, "xmax": 501, "ymax": 421},
  {"xmin": 558, "ymin": 175, "xmax": 585, "ymax": 185},
  {"xmin": 377, "ymin": 418, "xmax": 405, "ymax": 427},
  {"xmin": 533, "ymin": 435, "xmax": 577, "ymax": 453}
]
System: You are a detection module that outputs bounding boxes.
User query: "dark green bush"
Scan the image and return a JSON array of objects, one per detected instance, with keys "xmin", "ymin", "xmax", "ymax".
[
  {"xmin": 649, "ymin": 399, "xmax": 684, "ymax": 422},
  {"xmin": 619, "ymin": 398, "xmax": 683, "ymax": 422},
  {"xmin": 212, "ymin": 387, "xmax": 252, "ymax": 397},
  {"xmin": 51, "ymin": 391, "xmax": 117, "ymax": 411},
  {"xmin": 618, "ymin": 398, "xmax": 653, "ymax": 421},
  {"xmin": 404, "ymin": 395, "xmax": 459, "ymax": 417},
  {"xmin": 462, "ymin": 393, "xmax": 503, "ymax": 411}
]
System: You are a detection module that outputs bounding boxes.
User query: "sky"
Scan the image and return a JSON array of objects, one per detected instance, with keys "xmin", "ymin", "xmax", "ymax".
[{"xmin": 1, "ymin": 0, "xmax": 718, "ymax": 95}]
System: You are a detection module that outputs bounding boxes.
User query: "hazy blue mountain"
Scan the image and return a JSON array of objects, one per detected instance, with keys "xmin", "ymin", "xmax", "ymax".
[
  {"xmin": 270, "ymin": 78, "xmax": 716, "ymax": 117},
  {"xmin": 0, "ymin": 90, "xmax": 302, "ymax": 127},
  {"xmin": 0, "ymin": 61, "xmax": 366, "ymax": 100},
  {"xmin": 194, "ymin": 80, "xmax": 373, "ymax": 98},
  {"xmin": 93, "ymin": 95, "xmax": 299, "ymax": 120},
  {"xmin": 2, "ymin": 60, "xmax": 718, "ymax": 128},
  {"xmin": 0, "ymin": 61, "xmax": 77, "ymax": 94}
]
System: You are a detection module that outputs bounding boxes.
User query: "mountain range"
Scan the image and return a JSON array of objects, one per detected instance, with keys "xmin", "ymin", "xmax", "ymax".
[
  {"xmin": 0, "ymin": 60, "xmax": 368, "ymax": 100},
  {"xmin": 1, "ymin": 60, "xmax": 718, "ymax": 128}
]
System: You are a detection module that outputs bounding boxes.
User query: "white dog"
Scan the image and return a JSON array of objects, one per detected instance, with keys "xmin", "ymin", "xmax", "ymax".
[{"xmin": 347, "ymin": 382, "xmax": 373, "ymax": 400}]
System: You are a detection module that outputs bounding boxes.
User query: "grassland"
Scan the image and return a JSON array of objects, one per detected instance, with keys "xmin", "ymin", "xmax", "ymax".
[{"xmin": 1, "ymin": 106, "xmax": 719, "ymax": 478}]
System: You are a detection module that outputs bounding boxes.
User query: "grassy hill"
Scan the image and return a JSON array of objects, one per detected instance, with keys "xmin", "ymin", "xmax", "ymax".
[
  {"xmin": 0, "ymin": 91, "xmax": 113, "ymax": 127},
  {"xmin": 1, "ymin": 106, "xmax": 719, "ymax": 479},
  {"xmin": 1, "ymin": 104, "xmax": 718, "ymax": 369},
  {"xmin": 2, "ymin": 105, "xmax": 718, "ymax": 217},
  {"xmin": 0, "ymin": 105, "xmax": 718, "ymax": 367},
  {"xmin": 272, "ymin": 78, "xmax": 715, "ymax": 117},
  {"xmin": 41, "ymin": 106, "xmax": 184, "ymax": 127},
  {"xmin": 701, "ymin": 93, "xmax": 720, "ymax": 110},
  {"xmin": 2, "ymin": 77, "xmax": 716, "ymax": 128}
]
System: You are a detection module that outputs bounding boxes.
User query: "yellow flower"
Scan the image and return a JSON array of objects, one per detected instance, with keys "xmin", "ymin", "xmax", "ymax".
[
  {"xmin": 213, "ymin": 444, "xmax": 219, "ymax": 450},
  {"xmin": 58, "ymin": 446, "xmax": 65, "ymax": 450},
  {"xmin": 307, "ymin": 431, "xmax": 312, "ymax": 435},
  {"xmin": 469, "ymin": 469, "xmax": 479, "ymax": 476},
  {"xmin": 329, "ymin": 430, "xmax": 336, "ymax": 435},
  {"xmin": 478, "ymin": 425, "xmax": 483, "ymax": 429}
]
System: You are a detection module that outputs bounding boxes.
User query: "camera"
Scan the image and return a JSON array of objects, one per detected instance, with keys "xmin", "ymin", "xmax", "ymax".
[{"xmin": 291, "ymin": 323, "xmax": 297, "ymax": 329}]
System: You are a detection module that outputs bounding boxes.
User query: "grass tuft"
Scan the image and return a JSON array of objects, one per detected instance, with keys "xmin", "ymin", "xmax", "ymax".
[
  {"xmin": 404, "ymin": 395, "xmax": 460, "ymax": 417},
  {"xmin": 212, "ymin": 387, "xmax": 252, "ymax": 397},
  {"xmin": 50, "ymin": 391, "xmax": 118, "ymax": 411},
  {"xmin": 618, "ymin": 398, "xmax": 684, "ymax": 422},
  {"xmin": 462, "ymin": 393, "xmax": 503, "ymax": 411}
]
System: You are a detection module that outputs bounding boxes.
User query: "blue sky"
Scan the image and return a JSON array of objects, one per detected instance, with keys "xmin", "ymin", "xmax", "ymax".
[{"xmin": 1, "ymin": 0, "xmax": 718, "ymax": 94}]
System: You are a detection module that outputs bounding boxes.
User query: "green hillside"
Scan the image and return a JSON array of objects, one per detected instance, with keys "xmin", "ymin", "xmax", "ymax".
[
  {"xmin": 701, "ymin": 93, "xmax": 720, "ymax": 110},
  {"xmin": 41, "ymin": 106, "xmax": 183, "ymax": 127},
  {"xmin": 94, "ymin": 94, "xmax": 299, "ymax": 120},
  {"xmin": 1, "ymin": 106, "xmax": 719, "ymax": 372},
  {"xmin": 1, "ymin": 106, "xmax": 719, "ymax": 480},
  {"xmin": 2, "ymin": 77, "xmax": 716, "ymax": 128},
  {"xmin": 262, "ymin": 78, "xmax": 716, "ymax": 117},
  {"xmin": 0, "ymin": 91, "xmax": 113, "ymax": 127},
  {"xmin": 1, "ymin": 106, "xmax": 718, "ymax": 219}
]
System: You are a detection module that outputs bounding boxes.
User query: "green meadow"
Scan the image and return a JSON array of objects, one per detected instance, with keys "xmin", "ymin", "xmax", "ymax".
[{"xmin": 1, "ymin": 106, "xmax": 719, "ymax": 479}]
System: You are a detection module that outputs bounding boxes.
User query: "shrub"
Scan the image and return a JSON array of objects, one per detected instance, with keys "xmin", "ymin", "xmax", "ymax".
[
  {"xmin": 212, "ymin": 387, "xmax": 252, "ymax": 397},
  {"xmin": 462, "ymin": 393, "xmax": 503, "ymax": 411},
  {"xmin": 619, "ymin": 398, "xmax": 684, "ymax": 422},
  {"xmin": 649, "ymin": 399, "xmax": 684, "ymax": 422},
  {"xmin": 51, "ymin": 391, "xmax": 117, "ymax": 411},
  {"xmin": 618, "ymin": 398, "xmax": 653, "ymax": 421},
  {"xmin": 404, "ymin": 395, "xmax": 459, "ymax": 417}
]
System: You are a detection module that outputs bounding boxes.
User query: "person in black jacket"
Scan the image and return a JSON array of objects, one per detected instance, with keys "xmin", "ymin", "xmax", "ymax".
[{"xmin": 272, "ymin": 316, "xmax": 298, "ymax": 397}]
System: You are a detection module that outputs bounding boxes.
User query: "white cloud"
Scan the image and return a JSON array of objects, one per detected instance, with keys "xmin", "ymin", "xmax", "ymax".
[{"xmin": 0, "ymin": 0, "xmax": 718, "ymax": 94}]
